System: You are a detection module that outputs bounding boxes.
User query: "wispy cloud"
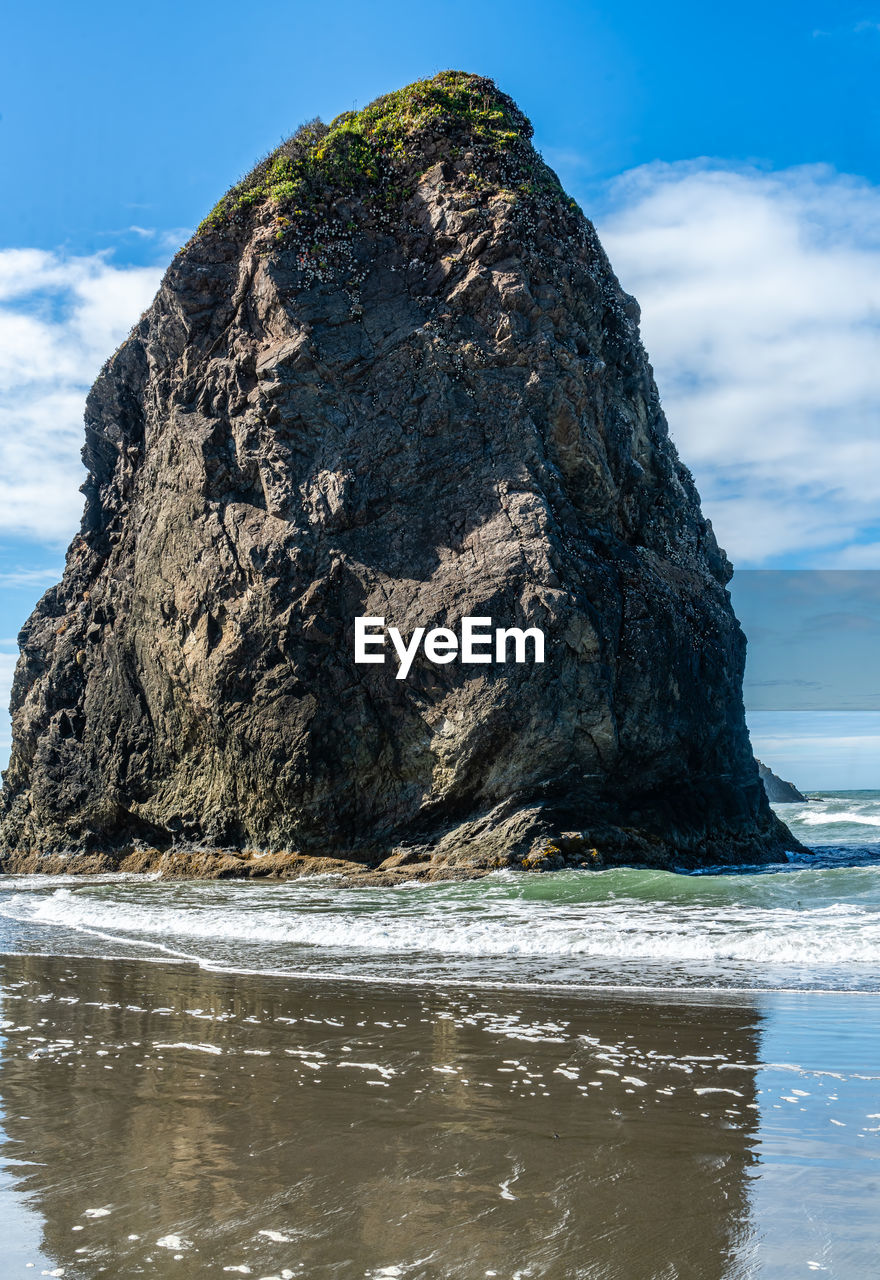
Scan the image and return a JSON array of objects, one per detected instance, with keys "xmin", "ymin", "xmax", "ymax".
[
  {"xmin": 0, "ymin": 651, "xmax": 16, "ymax": 750},
  {"xmin": 747, "ymin": 710, "xmax": 880, "ymax": 787},
  {"xmin": 0, "ymin": 566, "xmax": 64, "ymax": 590},
  {"xmin": 803, "ymin": 610, "xmax": 880, "ymax": 633},
  {"xmin": 98, "ymin": 224, "xmax": 191, "ymax": 253},
  {"xmin": 746, "ymin": 679, "xmax": 824, "ymax": 689},
  {"xmin": 597, "ymin": 162, "xmax": 880, "ymax": 566},
  {"xmin": 812, "ymin": 19, "xmax": 880, "ymax": 37},
  {"xmin": 0, "ymin": 249, "xmax": 163, "ymax": 544},
  {"xmin": 831, "ymin": 541, "xmax": 880, "ymax": 567}
]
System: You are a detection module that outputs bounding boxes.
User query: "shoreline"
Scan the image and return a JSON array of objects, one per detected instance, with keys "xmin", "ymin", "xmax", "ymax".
[
  {"xmin": 1, "ymin": 949, "xmax": 878, "ymax": 1279},
  {"xmin": 5, "ymin": 939, "xmax": 880, "ymax": 1002},
  {"xmin": 5, "ymin": 860, "xmax": 880, "ymax": 999}
]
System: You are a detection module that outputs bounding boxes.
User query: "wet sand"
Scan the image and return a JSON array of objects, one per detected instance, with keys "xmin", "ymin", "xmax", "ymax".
[{"xmin": 0, "ymin": 954, "xmax": 877, "ymax": 1278}]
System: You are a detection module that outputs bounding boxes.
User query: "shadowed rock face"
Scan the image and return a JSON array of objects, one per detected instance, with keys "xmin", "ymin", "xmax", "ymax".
[
  {"xmin": 757, "ymin": 760, "xmax": 807, "ymax": 804},
  {"xmin": 0, "ymin": 72, "xmax": 798, "ymax": 873}
]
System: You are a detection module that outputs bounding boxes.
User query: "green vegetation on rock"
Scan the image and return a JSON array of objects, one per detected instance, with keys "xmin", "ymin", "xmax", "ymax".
[{"xmin": 198, "ymin": 70, "xmax": 562, "ymax": 236}]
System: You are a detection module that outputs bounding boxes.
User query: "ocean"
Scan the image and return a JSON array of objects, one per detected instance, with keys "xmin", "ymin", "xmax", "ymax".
[
  {"xmin": 2, "ymin": 793, "xmax": 879, "ymax": 995},
  {"xmin": 1, "ymin": 794, "xmax": 878, "ymax": 1278}
]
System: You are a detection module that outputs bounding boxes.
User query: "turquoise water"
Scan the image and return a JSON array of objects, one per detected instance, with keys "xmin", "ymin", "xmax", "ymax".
[{"xmin": 1, "ymin": 793, "xmax": 879, "ymax": 994}]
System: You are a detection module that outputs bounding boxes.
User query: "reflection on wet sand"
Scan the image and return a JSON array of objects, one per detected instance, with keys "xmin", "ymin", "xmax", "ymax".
[{"xmin": 0, "ymin": 954, "xmax": 761, "ymax": 1278}]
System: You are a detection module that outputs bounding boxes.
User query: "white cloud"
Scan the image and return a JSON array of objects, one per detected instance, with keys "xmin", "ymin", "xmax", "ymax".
[
  {"xmin": 829, "ymin": 542, "xmax": 880, "ymax": 567},
  {"xmin": 0, "ymin": 249, "xmax": 162, "ymax": 544},
  {"xmin": 0, "ymin": 567, "xmax": 64, "ymax": 589},
  {"xmin": 0, "ymin": 651, "xmax": 16, "ymax": 761},
  {"xmin": 98, "ymin": 224, "xmax": 190, "ymax": 254},
  {"xmin": 747, "ymin": 711, "xmax": 880, "ymax": 788},
  {"xmin": 597, "ymin": 162, "xmax": 880, "ymax": 565}
]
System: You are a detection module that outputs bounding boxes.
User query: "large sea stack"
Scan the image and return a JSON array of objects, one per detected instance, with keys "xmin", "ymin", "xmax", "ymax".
[{"xmin": 0, "ymin": 73, "xmax": 798, "ymax": 878}]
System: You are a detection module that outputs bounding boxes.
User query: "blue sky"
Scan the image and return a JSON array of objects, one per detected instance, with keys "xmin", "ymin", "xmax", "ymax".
[
  {"xmin": 3, "ymin": 0, "xmax": 879, "ymax": 255},
  {"xmin": 1, "ymin": 0, "xmax": 879, "ymax": 781}
]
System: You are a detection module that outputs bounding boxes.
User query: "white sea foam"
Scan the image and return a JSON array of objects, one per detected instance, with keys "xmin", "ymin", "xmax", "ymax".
[
  {"xmin": 3, "ymin": 803, "xmax": 880, "ymax": 990},
  {"xmin": 338, "ymin": 1061, "xmax": 396, "ymax": 1078},
  {"xmin": 153, "ymin": 1042, "xmax": 223, "ymax": 1055},
  {"xmin": 799, "ymin": 811, "xmax": 880, "ymax": 827},
  {"xmin": 780, "ymin": 794, "xmax": 880, "ymax": 844},
  {"xmin": 3, "ymin": 884, "xmax": 880, "ymax": 969},
  {"xmin": 156, "ymin": 1234, "xmax": 189, "ymax": 1250}
]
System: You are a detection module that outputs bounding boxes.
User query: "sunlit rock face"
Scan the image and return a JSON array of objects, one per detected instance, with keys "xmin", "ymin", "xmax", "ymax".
[{"xmin": 0, "ymin": 73, "xmax": 797, "ymax": 873}]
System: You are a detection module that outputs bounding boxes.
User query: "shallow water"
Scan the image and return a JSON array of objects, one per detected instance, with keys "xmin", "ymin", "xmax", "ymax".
[
  {"xmin": 1, "ymin": 795, "xmax": 879, "ymax": 1277},
  {"xmin": 1, "ymin": 954, "xmax": 878, "ymax": 1279}
]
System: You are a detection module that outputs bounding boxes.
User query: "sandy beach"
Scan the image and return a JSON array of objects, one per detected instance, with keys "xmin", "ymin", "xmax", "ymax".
[{"xmin": 1, "ymin": 949, "xmax": 878, "ymax": 1279}]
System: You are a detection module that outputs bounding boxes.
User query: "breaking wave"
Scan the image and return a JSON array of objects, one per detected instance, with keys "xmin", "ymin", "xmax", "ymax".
[{"xmin": 3, "ymin": 798, "xmax": 880, "ymax": 993}]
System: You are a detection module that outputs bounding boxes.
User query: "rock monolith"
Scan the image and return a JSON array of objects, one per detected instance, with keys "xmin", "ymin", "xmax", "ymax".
[{"xmin": 0, "ymin": 72, "xmax": 800, "ymax": 877}]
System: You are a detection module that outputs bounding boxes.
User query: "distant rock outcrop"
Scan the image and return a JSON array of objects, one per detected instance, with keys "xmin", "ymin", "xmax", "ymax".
[
  {"xmin": 756, "ymin": 760, "xmax": 807, "ymax": 804},
  {"xmin": 0, "ymin": 72, "xmax": 800, "ymax": 875}
]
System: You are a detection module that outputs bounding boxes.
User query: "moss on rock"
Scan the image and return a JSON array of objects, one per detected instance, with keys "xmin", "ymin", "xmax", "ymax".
[{"xmin": 198, "ymin": 70, "xmax": 562, "ymax": 236}]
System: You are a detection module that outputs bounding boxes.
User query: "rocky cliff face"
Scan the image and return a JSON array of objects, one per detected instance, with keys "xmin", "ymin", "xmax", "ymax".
[
  {"xmin": 756, "ymin": 760, "xmax": 807, "ymax": 804},
  {"xmin": 0, "ymin": 73, "xmax": 799, "ymax": 874}
]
